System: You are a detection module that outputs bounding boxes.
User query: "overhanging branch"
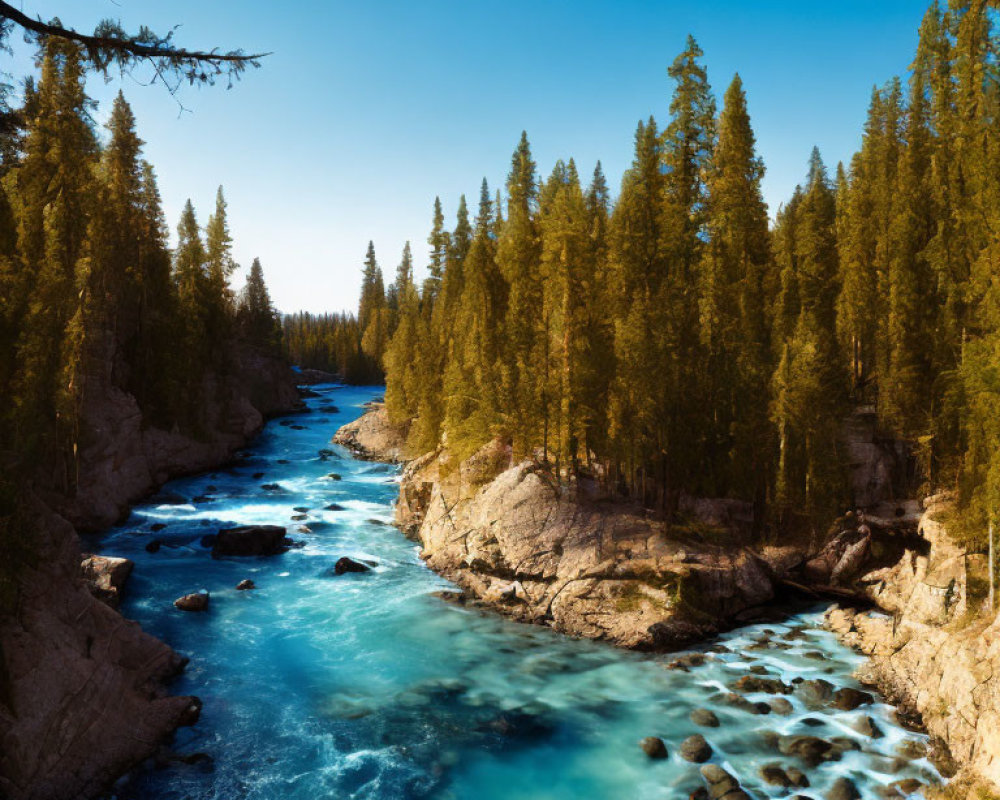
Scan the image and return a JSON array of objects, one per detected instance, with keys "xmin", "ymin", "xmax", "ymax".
[{"xmin": 0, "ymin": 1, "xmax": 269, "ymax": 85}]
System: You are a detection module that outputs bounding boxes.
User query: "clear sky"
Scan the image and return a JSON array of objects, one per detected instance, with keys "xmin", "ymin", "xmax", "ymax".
[{"xmin": 7, "ymin": 0, "xmax": 930, "ymax": 313}]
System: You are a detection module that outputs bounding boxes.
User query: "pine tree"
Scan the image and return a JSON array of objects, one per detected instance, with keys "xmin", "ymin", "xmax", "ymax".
[
  {"xmin": 204, "ymin": 186, "xmax": 235, "ymax": 345},
  {"xmin": 11, "ymin": 39, "xmax": 96, "ymax": 465},
  {"xmin": 497, "ymin": 132, "xmax": 542, "ymax": 458},
  {"xmin": 443, "ymin": 179, "xmax": 504, "ymax": 458},
  {"xmin": 771, "ymin": 150, "xmax": 847, "ymax": 524},
  {"xmin": 424, "ymin": 196, "xmax": 449, "ymax": 303},
  {"xmin": 384, "ymin": 246, "xmax": 421, "ymax": 427},
  {"xmin": 237, "ymin": 257, "xmax": 281, "ymax": 350},
  {"xmin": 699, "ymin": 74, "xmax": 774, "ymax": 504}
]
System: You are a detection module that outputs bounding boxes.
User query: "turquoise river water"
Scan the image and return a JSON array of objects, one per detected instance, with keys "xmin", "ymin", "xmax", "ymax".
[{"xmin": 94, "ymin": 384, "xmax": 940, "ymax": 799}]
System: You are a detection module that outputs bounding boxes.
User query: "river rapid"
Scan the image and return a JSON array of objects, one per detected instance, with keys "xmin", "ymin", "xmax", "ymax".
[{"xmin": 95, "ymin": 384, "xmax": 939, "ymax": 800}]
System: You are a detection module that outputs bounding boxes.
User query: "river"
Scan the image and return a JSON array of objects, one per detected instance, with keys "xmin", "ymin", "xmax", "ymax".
[{"xmin": 95, "ymin": 384, "xmax": 938, "ymax": 799}]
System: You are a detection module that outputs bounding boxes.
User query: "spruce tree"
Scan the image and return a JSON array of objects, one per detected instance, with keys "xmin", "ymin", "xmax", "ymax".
[
  {"xmin": 497, "ymin": 132, "xmax": 542, "ymax": 458},
  {"xmin": 699, "ymin": 74, "xmax": 774, "ymax": 503}
]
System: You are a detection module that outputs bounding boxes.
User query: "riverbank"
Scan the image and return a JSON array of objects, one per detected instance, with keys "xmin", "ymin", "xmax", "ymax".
[
  {"xmin": 337, "ymin": 403, "xmax": 1000, "ymax": 798},
  {"xmin": 0, "ymin": 346, "xmax": 299, "ymax": 800}
]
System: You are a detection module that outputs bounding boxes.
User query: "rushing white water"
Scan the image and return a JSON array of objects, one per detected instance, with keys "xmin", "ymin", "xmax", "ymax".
[{"xmin": 95, "ymin": 384, "xmax": 939, "ymax": 799}]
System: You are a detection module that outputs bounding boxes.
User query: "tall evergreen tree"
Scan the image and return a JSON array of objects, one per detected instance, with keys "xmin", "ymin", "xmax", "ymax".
[{"xmin": 699, "ymin": 74, "xmax": 774, "ymax": 504}]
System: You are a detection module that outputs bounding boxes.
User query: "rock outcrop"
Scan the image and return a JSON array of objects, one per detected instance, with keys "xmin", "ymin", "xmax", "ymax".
[
  {"xmin": 79, "ymin": 554, "xmax": 133, "ymax": 609},
  {"xmin": 392, "ymin": 438, "xmax": 793, "ymax": 650},
  {"xmin": 0, "ymin": 498, "xmax": 199, "ymax": 800},
  {"xmin": 331, "ymin": 402, "xmax": 407, "ymax": 463},
  {"xmin": 211, "ymin": 525, "xmax": 290, "ymax": 557},
  {"xmin": 825, "ymin": 494, "xmax": 1000, "ymax": 796}
]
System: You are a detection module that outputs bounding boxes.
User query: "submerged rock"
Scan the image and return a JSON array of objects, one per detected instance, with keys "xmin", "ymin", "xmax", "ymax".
[
  {"xmin": 734, "ymin": 675, "xmax": 793, "ymax": 694},
  {"xmin": 639, "ymin": 736, "xmax": 668, "ymax": 759},
  {"xmin": 174, "ymin": 592, "xmax": 209, "ymax": 612},
  {"xmin": 769, "ymin": 697, "xmax": 794, "ymax": 715},
  {"xmin": 777, "ymin": 735, "xmax": 838, "ymax": 767},
  {"xmin": 213, "ymin": 525, "xmax": 289, "ymax": 556},
  {"xmin": 797, "ymin": 678, "xmax": 835, "ymax": 707},
  {"xmin": 852, "ymin": 715, "xmax": 883, "ymax": 738},
  {"xmin": 832, "ymin": 687, "xmax": 874, "ymax": 711},
  {"xmin": 145, "ymin": 539, "xmax": 162, "ymax": 553},
  {"xmin": 760, "ymin": 765, "xmax": 793, "ymax": 787},
  {"xmin": 690, "ymin": 708, "xmax": 720, "ymax": 727}
]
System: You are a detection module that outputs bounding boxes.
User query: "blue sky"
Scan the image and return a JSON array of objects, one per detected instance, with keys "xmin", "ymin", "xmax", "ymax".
[{"xmin": 7, "ymin": 0, "xmax": 930, "ymax": 313}]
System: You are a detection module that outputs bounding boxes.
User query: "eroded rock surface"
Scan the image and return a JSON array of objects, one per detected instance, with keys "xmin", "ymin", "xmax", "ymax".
[
  {"xmin": 79, "ymin": 554, "xmax": 133, "ymax": 609},
  {"xmin": 826, "ymin": 494, "xmax": 1000, "ymax": 794},
  {"xmin": 390, "ymin": 438, "xmax": 794, "ymax": 649},
  {"xmin": 0, "ymin": 499, "xmax": 198, "ymax": 800},
  {"xmin": 331, "ymin": 402, "xmax": 408, "ymax": 463}
]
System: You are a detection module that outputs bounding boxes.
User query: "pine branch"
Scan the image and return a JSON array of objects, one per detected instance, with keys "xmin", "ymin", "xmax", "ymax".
[{"xmin": 0, "ymin": 2, "xmax": 269, "ymax": 86}]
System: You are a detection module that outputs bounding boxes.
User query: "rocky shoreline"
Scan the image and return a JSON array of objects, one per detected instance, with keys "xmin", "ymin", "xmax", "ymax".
[
  {"xmin": 0, "ymin": 348, "xmax": 300, "ymax": 800},
  {"xmin": 336, "ymin": 404, "xmax": 1000, "ymax": 798},
  {"xmin": 824, "ymin": 495, "xmax": 1000, "ymax": 797}
]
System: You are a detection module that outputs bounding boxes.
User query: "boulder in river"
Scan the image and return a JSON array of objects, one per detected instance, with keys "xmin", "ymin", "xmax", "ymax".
[
  {"xmin": 760, "ymin": 765, "xmax": 793, "ymax": 787},
  {"xmin": 639, "ymin": 736, "xmax": 667, "ymax": 759},
  {"xmin": 325, "ymin": 503, "xmax": 345, "ymax": 511},
  {"xmin": 699, "ymin": 764, "xmax": 749, "ymax": 800},
  {"xmin": 174, "ymin": 592, "xmax": 209, "ymax": 612},
  {"xmin": 777, "ymin": 735, "xmax": 838, "ymax": 767},
  {"xmin": 680, "ymin": 733, "xmax": 713, "ymax": 762},
  {"xmin": 150, "ymin": 522, "xmax": 167, "ymax": 532},
  {"xmin": 213, "ymin": 525, "xmax": 289, "ymax": 556},
  {"xmin": 735, "ymin": 674, "xmax": 793, "ymax": 694},
  {"xmin": 827, "ymin": 776, "xmax": 861, "ymax": 800},
  {"xmin": 690, "ymin": 708, "xmax": 720, "ymax": 727},
  {"xmin": 852, "ymin": 714, "xmax": 883, "ymax": 738},
  {"xmin": 331, "ymin": 556, "xmax": 371, "ymax": 575},
  {"xmin": 145, "ymin": 539, "xmax": 162, "ymax": 553},
  {"xmin": 797, "ymin": 678, "xmax": 835, "ymax": 707},
  {"xmin": 769, "ymin": 697, "xmax": 794, "ymax": 715},
  {"xmin": 80, "ymin": 555, "xmax": 133, "ymax": 608},
  {"xmin": 832, "ymin": 687, "xmax": 874, "ymax": 711},
  {"xmin": 236, "ymin": 579, "xmax": 256, "ymax": 590}
]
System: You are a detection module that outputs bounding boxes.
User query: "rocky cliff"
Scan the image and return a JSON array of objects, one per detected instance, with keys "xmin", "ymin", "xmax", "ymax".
[
  {"xmin": 58, "ymin": 343, "xmax": 301, "ymax": 531},
  {"xmin": 395, "ymin": 442, "xmax": 795, "ymax": 649},
  {"xmin": 0, "ymin": 346, "xmax": 299, "ymax": 800},
  {"xmin": 825, "ymin": 494, "xmax": 1000, "ymax": 798}
]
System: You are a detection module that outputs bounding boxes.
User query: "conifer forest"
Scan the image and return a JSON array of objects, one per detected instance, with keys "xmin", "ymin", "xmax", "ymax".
[
  {"xmin": 5, "ymin": 3, "xmax": 1000, "ymax": 800},
  {"xmin": 329, "ymin": 6, "xmax": 1000, "ymax": 549}
]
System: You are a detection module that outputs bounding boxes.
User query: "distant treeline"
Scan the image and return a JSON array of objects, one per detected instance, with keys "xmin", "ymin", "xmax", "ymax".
[
  {"xmin": 0, "ymin": 39, "xmax": 283, "ymax": 494},
  {"xmin": 357, "ymin": 3, "xmax": 1000, "ymax": 545},
  {"xmin": 282, "ymin": 311, "xmax": 382, "ymax": 384}
]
